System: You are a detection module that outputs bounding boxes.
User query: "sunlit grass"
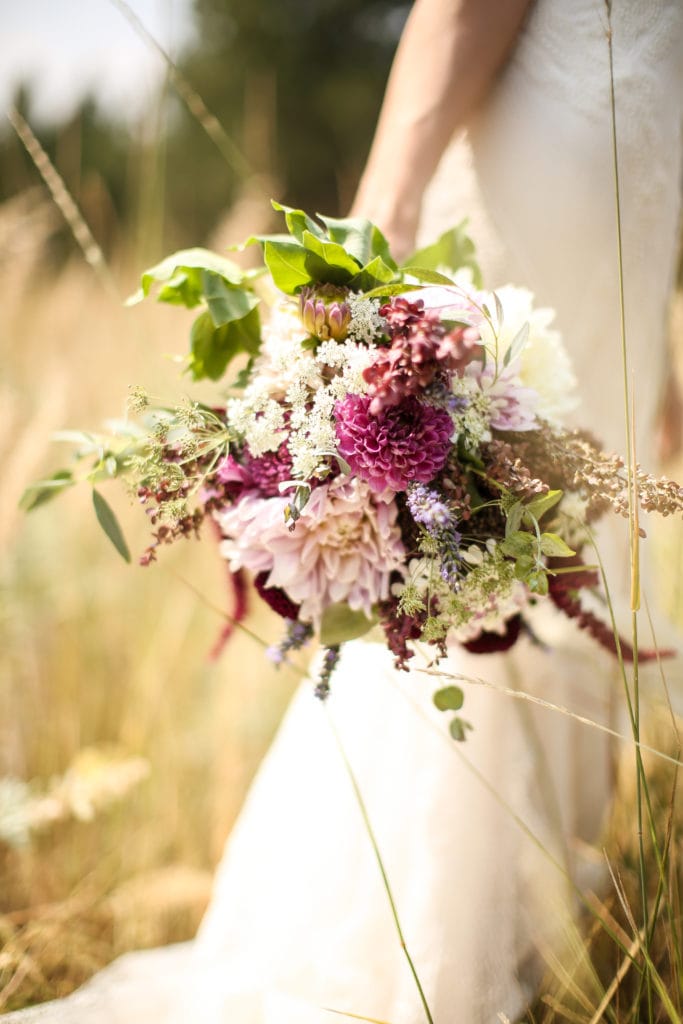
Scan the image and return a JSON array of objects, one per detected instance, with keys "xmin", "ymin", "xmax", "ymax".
[{"xmin": 0, "ymin": 227, "xmax": 304, "ymax": 1010}]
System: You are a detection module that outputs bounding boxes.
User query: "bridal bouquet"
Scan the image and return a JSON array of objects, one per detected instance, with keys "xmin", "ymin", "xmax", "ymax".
[{"xmin": 26, "ymin": 203, "xmax": 683, "ymax": 712}]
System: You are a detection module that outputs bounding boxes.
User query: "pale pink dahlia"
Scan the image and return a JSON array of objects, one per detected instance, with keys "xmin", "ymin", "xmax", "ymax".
[
  {"xmin": 214, "ymin": 476, "xmax": 405, "ymax": 625},
  {"xmin": 335, "ymin": 394, "xmax": 453, "ymax": 493}
]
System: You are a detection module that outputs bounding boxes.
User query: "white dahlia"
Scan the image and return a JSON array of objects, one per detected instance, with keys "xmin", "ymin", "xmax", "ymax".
[{"xmin": 215, "ymin": 476, "xmax": 405, "ymax": 625}]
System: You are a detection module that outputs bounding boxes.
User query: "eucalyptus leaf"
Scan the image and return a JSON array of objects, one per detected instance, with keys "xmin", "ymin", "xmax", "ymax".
[
  {"xmin": 493, "ymin": 291, "xmax": 504, "ymax": 329},
  {"xmin": 407, "ymin": 222, "xmax": 482, "ymax": 286},
  {"xmin": 503, "ymin": 322, "xmax": 530, "ymax": 368},
  {"xmin": 433, "ymin": 685, "xmax": 464, "ymax": 712},
  {"xmin": 20, "ymin": 470, "xmax": 75, "ymax": 512},
  {"xmin": 528, "ymin": 571, "xmax": 549, "ymax": 596},
  {"xmin": 92, "ymin": 489, "xmax": 131, "ymax": 563},
  {"xmin": 540, "ymin": 532, "xmax": 576, "ymax": 558},
  {"xmin": 449, "ymin": 717, "xmax": 473, "ymax": 742},
  {"xmin": 319, "ymin": 604, "xmax": 376, "ymax": 646}
]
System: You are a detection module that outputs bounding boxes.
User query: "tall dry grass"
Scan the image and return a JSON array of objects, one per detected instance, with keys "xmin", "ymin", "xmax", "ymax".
[{"xmin": 0, "ymin": 196, "xmax": 304, "ymax": 1011}]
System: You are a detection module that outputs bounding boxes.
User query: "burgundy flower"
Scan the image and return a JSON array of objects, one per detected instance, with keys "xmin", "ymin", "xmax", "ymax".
[
  {"xmin": 335, "ymin": 394, "xmax": 453, "ymax": 492},
  {"xmin": 254, "ymin": 570, "xmax": 301, "ymax": 620},
  {"xmin": 363, "ymin": 297, "xmax": 479, "ymax": 415},
  {"xmin": 463, "ymin": 614, "xmax": 522, "ymax": 654}
]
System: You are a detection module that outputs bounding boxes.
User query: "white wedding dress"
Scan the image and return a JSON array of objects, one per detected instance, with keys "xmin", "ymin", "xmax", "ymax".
[{"xmin": 6, "ymin": 2, "xmax": 683, "ymax": 1022}]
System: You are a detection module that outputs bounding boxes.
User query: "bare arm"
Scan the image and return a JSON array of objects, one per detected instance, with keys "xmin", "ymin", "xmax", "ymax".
[{"xmin": 351, "ymin": 0, "xmax": 534, "ymax": 258}]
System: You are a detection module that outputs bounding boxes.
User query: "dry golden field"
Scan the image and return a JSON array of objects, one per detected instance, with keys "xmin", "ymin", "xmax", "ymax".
[{"xmin": 0, "ymin": 196, "xmax": 306, "ymax": 1011}]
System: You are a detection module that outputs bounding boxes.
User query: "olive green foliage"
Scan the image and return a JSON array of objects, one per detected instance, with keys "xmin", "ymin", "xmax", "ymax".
[{"xmin": 0, "ymin": 1, "xmax": 410, "ymax": 253}]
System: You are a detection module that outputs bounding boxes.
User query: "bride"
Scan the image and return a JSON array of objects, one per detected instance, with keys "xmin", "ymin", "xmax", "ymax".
[{"xmin": 6, "ymin": 0, "xmax": 683, "ymax": 1021}]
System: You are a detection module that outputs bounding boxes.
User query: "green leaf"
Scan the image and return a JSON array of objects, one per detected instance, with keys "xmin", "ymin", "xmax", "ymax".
[
  {"xmin": 449, "ymin": 717, "xmax": 473, "ymax": 742},
  {"xmin": 188, "ymin": 306, "xmax": 261, "ymax": 381},
  {"xmin": 20, "ymin": 470, "xmax": 75, "ymax": 512},
  {"xmin": 540, "ymin": 533, "xmax": 576, "ymax": 558},
  {"xmin": 271, "ymin": 201, "xmax": 325, "ymax": 242},
  {"xmin": 262, "ymin": 240, "xmax": 312, "ymax": 294},
  {"xmin": 493, "ymin": 291, "xmax": 504, "ymax": 329},
  {"xmin": 319, "ymin": 604, "xmax": 376, "ymax": 646},
  {"xmin": 513, "ymin": 555, "xmax": 537, "ymax": 580},
  {"xmin": 301, "ymin": 230, "xmax": 362, "ymax": 275},
  {"xmin": 92, "ymin": 489, "xmax": 131, "ymax": 563},
  {"xmin": 503, "ymin": 322, "xmax": 529, "ymax": 368},
  {"xmin": 200, "ymin": 270, "xmax": 260, "ymax": 327},
  {"xmin": 317, "ymin": 214, "xmax": 397, "ymax": 270},
  {"xmin": 401, "ymin": 266, "xmax": 457, "ymax": 286},
  {"xmin": 527, "ymin": 571, "xmax": 549, "ymax": 596},
  {"xmin": 407, "ymin": 222, "xmax": 482, "ymax": 286},
  {"xmin": 349, "ymin": 254, "xmax": 398, "ymax": 291},
  {"xmin": 524, "ymin": 489, "xmax": 563, "ymax": 523},
  {"xmin": 128, "ymin": 248, "xmax": 245, "ymax": 306},
  {"xmin": 500, "ymin": 531, "xmax": 535, "ymax": 559},
  {"xmin": 433, "ymin": 685, "xmax": 464, "ymax": 712},
  {"xmin": 505, "ymin": 501, "xmax": 523, "ymax": 537}
]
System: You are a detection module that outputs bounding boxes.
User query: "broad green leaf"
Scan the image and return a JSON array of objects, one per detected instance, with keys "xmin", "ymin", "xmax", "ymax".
[
  {"xmin": 349, "ymin": 254, "xmax": 398, "ymax": 291},
  {"xmin": 449, "ymin": 717, "xmax": 473, "ymax": 742},
  {"xmin": 540, "ymin": 532, "xmax": 576, "ymax": 558},
  {"xmin": 317, "ymin": 214, "xmax": 397, "ymax": 270},
  {"xmin": 500, "ymin": 531, "xmax": 535, "ymax": 558},
  {"xmin": 262, "ymin": 240, "xmax": 312, "ymax": 294},
  {"xmin": 301, "ymin": 230, "xmax": 362, "ymax": 275},
  {"xmin": 92, "ymin": 489, "xmax": 131, "ymax": 563},
  {"xmin": 271, "ymin": 201, "xmax": 325, "ymax": 242},
  {"xmin": 20, "ymin": 470, "xmax": 75, "ymax": 512},
  {"xmin": 433, "ymin": 685, "xmax": 464, "ymax": 712},
  {"xmin": 401, "ymin": 266, "xmax": 457, "ymax": 286},
  {"xmin": 128, "ymin": 248, "xmax": 244, "ymax": 306},
  {"xmin": 524, "ymin": 489, "xmax": 563, "ymax": 523},
  {"xmin": 407, "ymin": 222, "xmax": 482, "ymax": 287},
  {"xmin": 200, "ymin": 270, "xmax": 260, "ymax": 327},
  {"xmin": 513, "ymin": 554, "xmax": 537, "ymax": 580},
  {"xmin": 188, "ymin": 306, "xmax": 261, "ymax": 381},
  {"xmin": 319, "ymin": 604, "xmax": 376, "ymax": 646}
]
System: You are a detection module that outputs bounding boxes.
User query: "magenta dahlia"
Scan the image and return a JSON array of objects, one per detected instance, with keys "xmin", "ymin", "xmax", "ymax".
[{"xmin": 335, "ymin": 394, "xmax": 453, "ymax": 493}]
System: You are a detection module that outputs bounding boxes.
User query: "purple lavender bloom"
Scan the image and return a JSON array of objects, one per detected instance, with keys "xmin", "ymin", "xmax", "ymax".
[
  {"xmin": 334, "ymin": 394, "xmax": 453, "ymax": 493},
  {"xmin": 406, "ymin": 483, "xmax": 462, "ymax": 587},
  {"xmin": 268, "ymin": 619, "xmax": 314, "ymax": 666},
  {"xmin": 406, "ymin": 483, "xmax": 453, "ymax": 531}
]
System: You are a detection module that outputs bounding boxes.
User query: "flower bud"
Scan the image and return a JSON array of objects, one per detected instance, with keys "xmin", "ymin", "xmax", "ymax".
[{"xmin": 298, "ymin": 285, "xmax": 351, "ymax": 341}]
